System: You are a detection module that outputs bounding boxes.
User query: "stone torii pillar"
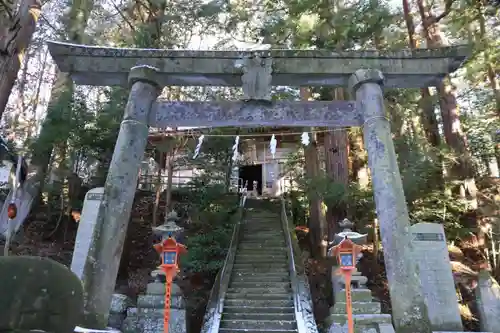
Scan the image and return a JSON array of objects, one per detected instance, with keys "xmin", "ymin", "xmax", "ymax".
[
  {"xmin": 348, "ymin": 69, "xmax": 432, "ymax": 333},
  {"xmin": 82, "ymin": 65, "xmax": 161, "ymax": 327}
]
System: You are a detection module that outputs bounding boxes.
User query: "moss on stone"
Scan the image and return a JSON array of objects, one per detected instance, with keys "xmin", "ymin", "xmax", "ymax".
[{"xmin": 0, "ymin": 256, "xmax": 84, "ymax": 333}]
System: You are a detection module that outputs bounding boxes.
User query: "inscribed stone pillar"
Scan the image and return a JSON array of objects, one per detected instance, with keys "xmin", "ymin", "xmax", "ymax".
[
  {"xmin": 71, "ymin": 187, "xmax": 104, "ymax": 280},
  {"xmin": 348, "ymin": 69, "xmax": 432, "ymax": 333},
  {"xmin": 411, "ymin": 223, "xmax": 463, "ymax": 331},
  {"xmin": 476, "ymin": 270, "xmax": 500, "ymax": 333},
  {"xmin": 82, "ymin": 66, "xmax": 161, "ymax": 328}
]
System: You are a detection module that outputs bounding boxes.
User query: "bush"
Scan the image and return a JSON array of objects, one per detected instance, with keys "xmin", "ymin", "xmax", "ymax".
[{"xmin": 180, "ymin": 184, "xmax": 240, "ymax": 276}]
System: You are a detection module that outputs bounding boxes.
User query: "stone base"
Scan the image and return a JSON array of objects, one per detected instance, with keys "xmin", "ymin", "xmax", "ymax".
[
  {"xmin": 123, "ymin": 308, "xmax": 186, "ymax": 333},
  {"xmin": 329, "ymin": 321, "xmax": 395, "ymax": 333},
  {"xmin": 108, "ymin": 313, "xmax": 126, "ymax": 330},
  {"xmin": 122, "ymin": 281, "xmax": 186, "ymax": 333},
  {"xmin": 327, "ymin": 286, "xmax": 393, "ymax": 333},
  {"xmin": 108, "ymin": 293, "xmax": 134, "ymax": 330}
]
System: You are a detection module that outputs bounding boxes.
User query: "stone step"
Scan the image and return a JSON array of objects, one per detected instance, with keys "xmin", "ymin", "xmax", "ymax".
[
  {"xmin": 240, "ymin": 239, "xmax": 286, "ymax": 244},
  {"xmin": 223, "ymin": 312, "xmax": 295, "ymax": 321},
  {"xmin": 233, "ymin": 260, "xmax": 289, "ymax": 266},
  {"xmin": 242, "ymin": 229, "xmax": 282, "ymax": 234},
  {"xmin": 234, "ymin": 256, "xmax": 288, "ymax": 263},
  {"xmin": 225, "ymin": 292, "xmax": 293, "ymax": 300},
  {"xmin": 233, "ymin": 263, "xmax": 288, "ymax": 269},
  {"xmin": 220, "ymin": 319, "xmax": 297, "ymax": 330},
  {"xmin": 336, "ymin": 288, "xmax": 373, "ymax": 302},
  {"xmin": 325, "ymin": 313, "xmax": 392, "ymax": 327},
  {"xmin": 233, "ymin": 267, "xmax": 289, "ymax": 274},
  {"xmin": 235, "ymin": 254, "xmax": 288, "ymax": 259},
  {"xmin": 223, "ymin": 306, "xmax": 295, "ymax": 314},
  {"xmin": 237, "ymin": 248, "xmax": 288, "ymax": 253},
  {"xmin": 239, "ymin": 243, "xmax": 287, "ymax": 248},
  {"xmin": 229, "ymin": 281, "xmax": 291, "ymax": 289},
  {"xmin": 241, "ymin": 237, "xmax": 285, "ymax": 243},
  {"xmin": 231, "ymin": 272, "xmax": 290, "ymax": 281},
  {"xmin": 238, "ymin": 245, "xmax": 287, "ymax": 251},
  {"xmin": 219, "ymin": 329, "xmax": 297, "ymax": 333},
  {"xmin": 333, "ymin": 301, "xmax": 381, "ymax": 314},
  {"xmin": 227, "ymin": 286, "xmax": 291, "ymax": 294},
  {"xmin": 224, "ymin": 298, "xmax": 294, "ymax": 307},
  {"xmin": 243, "ymin": 219, "xmax": 278, "ymax": 222},
  {"xmin": 242, "ymin": 229, "xmax": 282, "ymax": 233},
  {"xmin": 243, "ymin": 219, "xmax": 280, "ymax": 223},
  {"xmin": 241, "ymin": 236, "xmax": 284, "ymax": 240},
  {"xmin": 243, "ymin": 224, "xmax": 281, "ymax": 228}
]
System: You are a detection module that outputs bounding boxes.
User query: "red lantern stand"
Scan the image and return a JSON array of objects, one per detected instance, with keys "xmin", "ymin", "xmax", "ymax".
[
  {"xmin": 331, "ymin": 237, "xmax": 363, "ymax": 333},
  {"xmin": 153, "ymin": 236, "xmax": 187, "ymax": 333}
]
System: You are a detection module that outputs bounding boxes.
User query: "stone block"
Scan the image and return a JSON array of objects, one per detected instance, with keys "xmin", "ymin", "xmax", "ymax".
[
  {"xmin": 110, "ymin": 294, "xmax": 134, "ymax": 313},
  {"xmin": 146, "ymin": 282, "xmax": 182, "ymax": 296},
  {"xmin": 378, "ymin": 323, "xmax": 395, "ymax": 333},
  {"xmin": 122, "ymin": 308, "xmax": 185, "ymax": 333},
  {"xmin": 122, "ymin": 315, "xmax": 138, "ymax": 333},
  {"xmin": 328, "ymin": 322, "xmax": 378, "ymax": 333},
  {"xmin": 137, "ymin": 294, "xmax": 185, "ymax": 309},
  {"xmin": 325, "ymin": 313, "xmax": 392, "ymax": 327},
  {"xmin": 333, "ymin": 301, "xmax": 381, "ymax": 314},
  {"xmin": 476, "ymin": 271, "xmax": 500, "ymax": 333},
  {"xmin": 146, "ymin": 282, "xmax": 165, "ymax": 295},
  {"xmin": 107, "ymin": 313, "xmax": 126, "ymax": 330},
  {"xmin": 335, "ymin": 288, "xmax": 373, "ymax": 302}
]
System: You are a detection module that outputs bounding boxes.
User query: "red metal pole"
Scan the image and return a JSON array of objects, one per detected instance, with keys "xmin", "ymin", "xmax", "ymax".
[
  {"xmin": 344, "ymin": 271, "xmax": 354, "ymax": 333},
  {"xmin": 164, "ymin": 270, "xmax": 173, "ymax": 333}
]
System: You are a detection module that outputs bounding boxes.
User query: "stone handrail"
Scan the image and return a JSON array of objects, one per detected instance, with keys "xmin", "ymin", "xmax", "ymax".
[
  {"xmin": 279, "ymin": 193, "xmax": 319, "ymax": 333},
  {"xmin": 200, "ymin": 190, "xmax": 247, "ymax": 333}
]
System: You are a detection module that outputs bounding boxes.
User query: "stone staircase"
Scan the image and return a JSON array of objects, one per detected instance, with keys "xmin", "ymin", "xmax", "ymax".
[{"xmin": 219, "ymin": 208, "xmax": 298, "ymax": 333}]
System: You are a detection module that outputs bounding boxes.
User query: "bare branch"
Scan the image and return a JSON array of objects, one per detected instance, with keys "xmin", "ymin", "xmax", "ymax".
[
  {"xmin": 434, "ymin": 0, "xmax": 456, "ymax": 22},
  {"xmin": 109, "ymin": 0, "xmax": 136, "ymax": 32}
]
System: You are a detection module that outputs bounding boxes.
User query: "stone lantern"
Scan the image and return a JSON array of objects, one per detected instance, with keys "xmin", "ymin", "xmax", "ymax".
[
  {"xmin": 122, "ymin": 210, "xmax": 187, "ymax": 333},
  {"xmin": 329, "ymin": 219, "xmax": 368, "ymax": 291},
  {"xmin": 152, "ymin": 211, "xmax": 184, "ymax": 281}
]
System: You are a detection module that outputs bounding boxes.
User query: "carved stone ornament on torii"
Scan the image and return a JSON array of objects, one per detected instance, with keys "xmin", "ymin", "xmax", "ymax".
[{"xmin": 46, "ymin": 40, "xmax": 470, "ymax": 333}]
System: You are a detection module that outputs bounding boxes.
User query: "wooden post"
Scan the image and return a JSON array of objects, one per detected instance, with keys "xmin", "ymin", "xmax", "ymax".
[
  {"xmin": 163, "ymin": 270, "xmax": 174, "ymax": 333},
  {"xmin": 344, "ymin": 271, "xmax": 354, "ymax": 333}
]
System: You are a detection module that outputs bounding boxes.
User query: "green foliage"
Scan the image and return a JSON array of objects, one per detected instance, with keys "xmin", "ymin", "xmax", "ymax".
[{"xmin": 180, "ymin": 184, "xmax": 239, "ymax": 275}]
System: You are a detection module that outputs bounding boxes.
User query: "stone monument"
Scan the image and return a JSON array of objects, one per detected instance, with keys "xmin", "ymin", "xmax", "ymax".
[
  {"xmin": 327, "ymin": 219, "xmax": 393, "ymax": 333},
  {"xmin": 71, "ymin": 187, "xmax": 104, "ymax": 281},
  {"xmin": 0, "ymin": 256, "xmax": 84, "ymax": 333},
  {"xmin": 476, "ymin": 271, "xmax": 500, "ymax": 333},
  {"xmin": 47, "ymin": 40, "xmax": 471, "ymax": 333},
  {"xmin": 123, "ymin": 211, "xmax": 186, "ymax": 333},
  {"xmin": 411, "ymin": 223, "xmax": 463, "ymax": 331}
]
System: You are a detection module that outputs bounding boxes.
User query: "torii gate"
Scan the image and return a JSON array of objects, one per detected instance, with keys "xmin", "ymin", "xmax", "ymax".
[{"xmin": 47, "ymin": 41, "xmax": 470, "ymax": 333}]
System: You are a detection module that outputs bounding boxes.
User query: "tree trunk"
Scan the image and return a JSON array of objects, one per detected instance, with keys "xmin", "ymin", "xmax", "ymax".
[
  {"xmin": 402, "ymin": 0, "xmax": 441, "ymax": 149},
  {"xmin": 152, "ymin": 163, "xmax": 163, "ymax": 226},
  {"xmin": 351, "ymin": 131, "xmax": 369, "ymax": 187},
  {"xmin": 301, "ymin": 88, "xmax": 328, "ymax": 258},
  {"xmin": 417, "ymin": 0, "xmax": 478, "ymax": 209},
  {"xmin": 165, "ymin": 155, "xmax": 174, "ymax": 213},
  {"xmin": 323, "ymin": 88, "xmax": 349, "ymax": 240},
  {"xmin": 0, "ymin": 0, "xmax": 95, "ymax": 231},
  {"xmin": 476, "ymin": 0, "xmax": 500, "ymax": 116},
  {"xmin": 0, "ymin": 0, "xmax": 41, "ymax": 118}
]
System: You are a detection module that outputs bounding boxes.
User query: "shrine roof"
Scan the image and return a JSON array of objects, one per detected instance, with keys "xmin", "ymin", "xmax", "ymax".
[{"xmin": 47, "ymin": 41, "xmax": 471, "ymax": 88}]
